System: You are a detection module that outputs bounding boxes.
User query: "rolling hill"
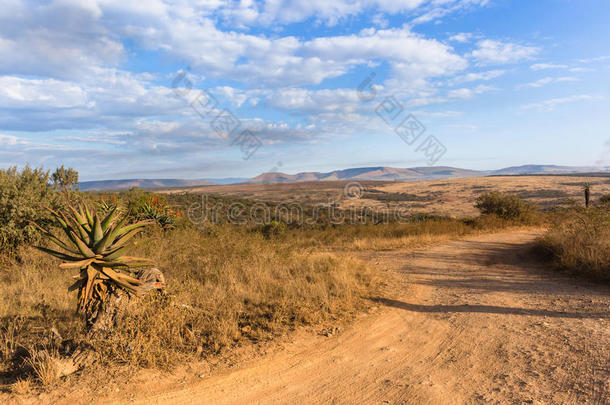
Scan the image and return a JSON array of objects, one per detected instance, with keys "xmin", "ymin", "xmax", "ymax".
[{"xmin": 78, "ymin": 165, "xmax": 609, "ymax": 190}]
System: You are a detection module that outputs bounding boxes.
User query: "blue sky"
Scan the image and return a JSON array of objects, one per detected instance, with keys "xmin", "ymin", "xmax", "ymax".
[{"xmin": 0, "ymin": 0, "xmax": 609, "ymax": 180}]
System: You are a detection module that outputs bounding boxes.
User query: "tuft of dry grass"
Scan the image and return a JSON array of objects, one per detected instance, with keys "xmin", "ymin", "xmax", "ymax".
[
  {"xmin": 11, "ymin": 378, "xmax": 32, "ymax": 395},
  {"xmin": 538, "ymin": 206, "xmax": 610, "ymax": 281},
  {"xmin": 25, "ymin": 350, "xmax": 60, "ymax": 387},
  {"xmin": 0, "ymin": 316, "xmax": 25, "ymax": 364}
]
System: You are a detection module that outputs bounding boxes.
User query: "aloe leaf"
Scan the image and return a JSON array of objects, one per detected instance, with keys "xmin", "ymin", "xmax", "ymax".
[
  {"xmin": 113, "ymin": 256, "xmax": 154, "ymax": 268},
  {"xmin": 29, "ymin": 221, "xmax": 79, "ymax": 255},
  {"xmin": 101, "ymin": 205, "xmax": 118, "ymax": 232},
  {"xmin": 84, "ymin": 203, "xmax": 94, "ymax": 228},
  {"xmin": 101, "ymin": 267, "xmax": 142, "ymax": 295},
  {"xmin": 83, "ymin": 266, "xmax": 98, "ymax": 305},
  {"xmin": 93, "ymin": 212, "xmax": 128, "ymax": 253},
  {"xmin": 68, "ymin": 214, "xmax": 91, "ymax": 245},
  {"xmin": 109, "ymin": 227, "xmax": 144, "ymax": 250},
  {"xmin": 34, "ymin": 246, "xmax": 82, "ymax": 262},
  {"xmin": 77, "ymin": 203, "xmax": 92, "ymax": 232},
  {"xmin": 70, "ymin": 230, "xmax": 96, "ymax": 258},
  {"xmin": 69, "ymin": 205, "xmax": 87, "ymax": 228},
  {"xmin": 59, "ymin": 258, "xmax": 95, "ymax": 269},
  {"xmin": 43, "ymin": 206, "xmax": 69, "ymax": 230},
  {"xmin": 92, "ymin": 214, "xmax": 103, "ymax": 244},
  {"xmin": 114, "ymin": 220, "xmax": 154, "ymax": 239},
  {"xmin": 102, "ymin": 245, "xmax": 130, "ymax": 261},
  {"xmin": 45, "ymin": 234, "xmax": 79, "ymax": 256}
]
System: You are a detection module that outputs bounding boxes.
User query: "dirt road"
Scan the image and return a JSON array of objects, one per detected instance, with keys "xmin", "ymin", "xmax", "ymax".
[{"xmin": 128, "ymin": 230, "xmax": 609, "ymax": 404}]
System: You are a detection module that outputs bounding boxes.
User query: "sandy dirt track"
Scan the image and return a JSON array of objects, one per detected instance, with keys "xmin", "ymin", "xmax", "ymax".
[{"xmin": 118, "ymin": 231, "xmax": 609, "ymax": 405}]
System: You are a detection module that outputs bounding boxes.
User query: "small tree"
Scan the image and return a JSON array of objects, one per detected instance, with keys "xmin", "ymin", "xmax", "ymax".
[
  {"xmin": 475, "ymin": 192, "xmax": 534, "ymax": 220},
  {"xmin": 0, "ymin": 165, "xmax": 55, "ymax": 253},
  {"xmin": 51, "ymin": 165, "xmax": 79, "ymax": 191}
]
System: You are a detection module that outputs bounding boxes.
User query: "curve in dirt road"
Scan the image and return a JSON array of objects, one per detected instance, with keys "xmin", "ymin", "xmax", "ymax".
[{"xmin": 123, "ymin": 230, "xmax": 610, "ymax": 405}]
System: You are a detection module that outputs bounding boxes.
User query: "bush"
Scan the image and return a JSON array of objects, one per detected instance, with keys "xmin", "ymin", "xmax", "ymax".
[
  {"xmin": 0, "ymin": 166, "xmax": 56, "ymax": 254},
  {"xmin": 259, "ymin": 220, "xmax": 287, "ymax": 239},
  {"xmin": 599, "ymin": 194, "xmax": 610, "ymax": 205},
  {"xmin": 538, "ymin": 206, "xmax": 610, "ymax": 281},
  {"xmin": 475, "ymin": 191, "xmax": 535, "ymax": 221}
]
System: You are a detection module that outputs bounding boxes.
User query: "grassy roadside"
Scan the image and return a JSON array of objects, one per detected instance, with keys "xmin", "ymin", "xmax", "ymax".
[{"xmin": 536, "ymin": 204, "xmax": 610, "ymax": 282}]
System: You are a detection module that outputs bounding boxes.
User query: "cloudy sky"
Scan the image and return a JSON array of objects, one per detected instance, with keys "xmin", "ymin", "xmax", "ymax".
[{"xmin": 1, "ymin": 0, "xmax": 609, "ymax": 180}]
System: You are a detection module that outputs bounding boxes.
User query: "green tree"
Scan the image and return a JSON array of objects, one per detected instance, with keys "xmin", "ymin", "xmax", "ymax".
[
  {"xmin": 0, "ymin": 165, "xmax": 55, "ymax": 253},
  {"xmin": 52, "ymin": 165, "xmax": 79, "ymax": 191},
  {"xmin": 475, "ymin": 192, "xmax": 534, "ymax": 220}
]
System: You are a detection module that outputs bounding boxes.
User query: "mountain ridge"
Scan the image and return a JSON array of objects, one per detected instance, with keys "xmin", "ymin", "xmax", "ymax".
[{"xmin": 78, "ymin": 164, "xmax": 610, "ymax": 190}]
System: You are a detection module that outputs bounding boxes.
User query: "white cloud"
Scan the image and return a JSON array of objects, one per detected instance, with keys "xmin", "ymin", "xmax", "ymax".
[
  {"xmin": 522, "ymin": 94, "xmax": 597, "ymax": 112},
  {"xmin": 0, "ymin": 70, "xmax": 187, "ymax": 131},
  {"xmin": 517, "ymin": 76, "xmax": 578, "ymax": 89},
  {"xmin": 411, "ymin": 0, "xmax": 489, "ymax": 25},
  {"xmin": 578, "ymin": 55, "xmax": 610, "ymax": 64},
  {"xmin": 450, "ymin": 69, "xmax": 505, "ymax": 84},
  {"xmin": 253, "ymin": 0, "xmax": 428, "ymax": 25},
  {"xmin": 530, "ymin": 63, "xmax": 569, "ymax": 71},
  {"xmin": 471, "ymin": 39, "xmax": 539, "ymax": 65},
  {"xmin": 449, "ymin": 33, "xmax": 473, "ymax": 43},
  {"xmin": 0, "ymin": 76, "xmax": 89, "ymax": 109},
  {"xmin": 447, "ymin": 84, "xmax": 495, "ymax": 99},
  {"xmin": 0, "ymin": 0, "xmax": 125, "ymax": 80},
  {"xmin": 0, "ymin": 134, "xmax": 25, "ymax": 145},
  {"xmin": 568, "ymin": 67, "xmax": 593, "ymax": 73}
]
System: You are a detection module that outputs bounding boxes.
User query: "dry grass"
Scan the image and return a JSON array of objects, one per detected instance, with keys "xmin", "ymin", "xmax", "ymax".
[
  {"xmin": 25, "ymin": 350, "xmax": 61, "ymax": 387},
  {"xmin": 538, "ymin": 205, "xmax": 610, "ymax": 281},
  {"xmin": 0, "ymin": 224, "xmax": 380, "ymax": 392},
  {"xmin": 342, "ymin": 176, "xmax": 610, "ymax": 217},
  {"xmin": 160, "ymin": 176, "xmax": 610, "ymax": 218}
]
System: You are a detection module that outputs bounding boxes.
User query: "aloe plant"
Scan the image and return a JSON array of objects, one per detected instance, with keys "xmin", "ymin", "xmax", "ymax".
[{"xmin": 32, "ymin": 200, "xmax": 154, "ymax": 315}]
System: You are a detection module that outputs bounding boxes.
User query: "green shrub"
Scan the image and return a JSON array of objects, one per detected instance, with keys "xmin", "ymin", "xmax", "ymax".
[
  {"xmin": 475, "ymin": 191, "xmax": 535, "ymax": 221},
  {"xmin": 260, "ymin": 220, "xmax": 287, "ymax": 239},
  {"xmin": 599, "ymin": 194, "xmax": 610, "ymax": 205},
  {"xmin": 0, "ymin": 166, "xmax": 56, "ymax": 254}
]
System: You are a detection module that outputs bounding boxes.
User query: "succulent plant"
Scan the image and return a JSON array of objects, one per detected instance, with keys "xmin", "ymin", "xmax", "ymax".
[
  {"xmin": 138, "ymin": 202, "xmax": 176, "ymax": 229},
  {"xmin": 32, "ymin": 201, "xmax": 154, "ymax": 313}
]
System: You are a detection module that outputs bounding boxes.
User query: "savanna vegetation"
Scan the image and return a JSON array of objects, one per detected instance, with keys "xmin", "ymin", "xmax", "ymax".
[
  {"xmin": 1, "ymin": 166, "xmax": 607, "ymax": 397},
  {"xmin": 537, "ymin": 197, "xmax": 610, "ymax": 282}
]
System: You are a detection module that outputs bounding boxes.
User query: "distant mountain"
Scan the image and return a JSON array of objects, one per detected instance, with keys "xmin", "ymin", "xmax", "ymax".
[
  {"xmin": 248, "ymin": 166, "xmax": 485, "ymax": 183},
  {"xmin": 79, "ymin": 179, "xmax": 215, "ymax": 191},
  {"xmin": 78, "ymin": 165, "xmax": 609, "ymax": 190},
  {"xmin": 490, "ymin": 164, "xmax": 608, "ymax": 176}
]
